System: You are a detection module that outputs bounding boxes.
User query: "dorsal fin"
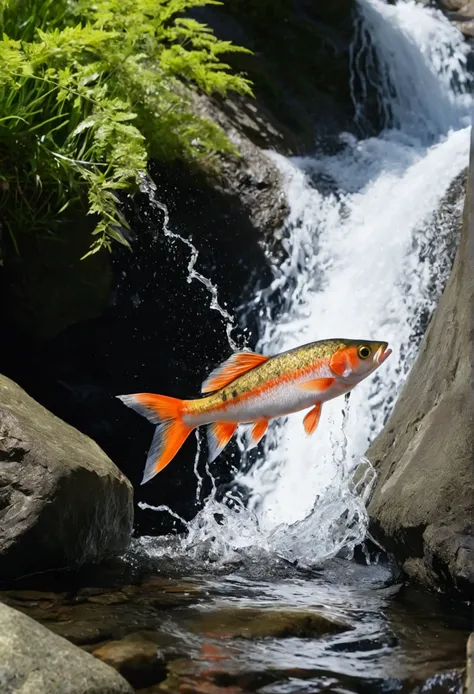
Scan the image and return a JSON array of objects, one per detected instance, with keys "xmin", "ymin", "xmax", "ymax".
[{"xmin": 201, "ymin": 351, "xmax": 269, "ymax": 394}]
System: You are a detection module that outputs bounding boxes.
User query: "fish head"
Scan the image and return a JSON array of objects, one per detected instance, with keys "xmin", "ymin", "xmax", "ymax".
[{"xmin": 329, "ymin": 340, "xmax": 392, "ymax": 383}]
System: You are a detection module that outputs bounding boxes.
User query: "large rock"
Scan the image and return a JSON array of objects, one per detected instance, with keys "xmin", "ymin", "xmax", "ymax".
[
  {"xmin": 436, "ymin": 1, "xmax": 474, "ymax": 41},
  {"xmin": 366, "ymin": 145, "xmax": 474, "ymax": 597},
  {"xmin": 0, "ymin": 602, "xmax": 133, "ymax": 694},
  {"xmin": 0, "ymin": 374, "xmax": 133, "ymax": 581}
]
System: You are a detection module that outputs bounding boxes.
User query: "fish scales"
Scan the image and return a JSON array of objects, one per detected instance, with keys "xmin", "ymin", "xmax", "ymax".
[{"xmin": 188, "ymin": 340, "xmax": 349, "ymax": 416}]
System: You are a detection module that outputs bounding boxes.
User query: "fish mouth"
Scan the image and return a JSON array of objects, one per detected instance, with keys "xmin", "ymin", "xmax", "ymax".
[{"xmin": 375, "ymin": 343, "xmax": 392, "ymax": 365}]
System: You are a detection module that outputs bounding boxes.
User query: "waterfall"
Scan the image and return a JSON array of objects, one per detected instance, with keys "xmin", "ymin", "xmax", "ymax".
[{"xmin": 139, "ymin": 0, "xmax": 472, "ymax": 567}]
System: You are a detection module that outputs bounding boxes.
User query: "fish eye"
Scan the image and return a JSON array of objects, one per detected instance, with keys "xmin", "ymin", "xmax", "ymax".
[{"xmin": 358, "ymin": 345, "xmax": 371, "ymax": 360}]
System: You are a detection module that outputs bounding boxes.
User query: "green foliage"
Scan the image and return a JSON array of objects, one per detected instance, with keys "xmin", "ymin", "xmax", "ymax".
[{"xmin": 0, "ymin": 0, "xmax": 253, "ymax": 256}]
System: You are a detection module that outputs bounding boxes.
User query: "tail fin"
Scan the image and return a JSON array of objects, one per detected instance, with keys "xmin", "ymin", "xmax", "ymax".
[{"xmin": 117, "ymin": 393, "xmax": 193, "ymax": 484}]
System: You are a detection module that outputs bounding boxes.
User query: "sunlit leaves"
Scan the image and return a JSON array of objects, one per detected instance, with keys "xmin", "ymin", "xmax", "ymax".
[{"xmin": 0, "ymin": 0, "xmax": 253, "ymax": 254}]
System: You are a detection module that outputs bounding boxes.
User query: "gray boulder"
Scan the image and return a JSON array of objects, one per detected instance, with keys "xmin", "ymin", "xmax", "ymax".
[
  {"xmin": 367, "ymin": 158, "xmax": 474, "ymax": 597},
  {"xmin": 0, "ymin": 375, "xmax": 133, "ymax": 580},
  {"xmin": 0, "ymin": 602, "xmax": 133, "ymax": 694}
]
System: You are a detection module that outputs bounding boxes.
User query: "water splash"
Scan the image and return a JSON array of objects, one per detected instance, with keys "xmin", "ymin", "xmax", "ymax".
[
  {"xmin": 139, "ymin": 174, "xmax": 241, "ymax": 352},
  {"xmin": 138, "ymin": 0, "xmax": 471, "ymax": 569},
  {"xmin": 244, "ymin": 128, "xmax": 469, "ymax": 535}
]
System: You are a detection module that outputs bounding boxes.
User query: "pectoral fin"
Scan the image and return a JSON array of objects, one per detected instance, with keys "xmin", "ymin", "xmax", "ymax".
[
  {"xmin": 303, "ymin": 403, "xmax": 322, "ymax": 435},
  {"xmin": 297, "ymin": 378, "xmax": 334, "ymax": 392}
]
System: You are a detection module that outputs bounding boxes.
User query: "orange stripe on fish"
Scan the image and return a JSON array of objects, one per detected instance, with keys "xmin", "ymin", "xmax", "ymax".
[
  {"xmin": 118, "ymin": 339, "xmax": 392, "ymax": 484},
  {"xmin": 205, "ymin": 360, "xmax": 327, "ymax": 415}
]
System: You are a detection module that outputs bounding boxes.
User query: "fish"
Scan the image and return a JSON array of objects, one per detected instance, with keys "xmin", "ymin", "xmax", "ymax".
[{"xmin": 117, "ymin": 338, "xmax": 392, "ymax": 484}]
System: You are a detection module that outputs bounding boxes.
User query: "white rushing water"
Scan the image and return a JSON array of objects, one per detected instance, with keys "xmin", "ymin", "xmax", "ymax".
[{"xmin": 139, "ymin": 0, "xmax": 472, "ymax": 567}]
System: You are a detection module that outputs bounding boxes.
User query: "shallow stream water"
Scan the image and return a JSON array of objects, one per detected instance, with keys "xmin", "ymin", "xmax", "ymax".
[{"xmin": 2, "ymin": 555, "xmax": 470, "ymax": 693}]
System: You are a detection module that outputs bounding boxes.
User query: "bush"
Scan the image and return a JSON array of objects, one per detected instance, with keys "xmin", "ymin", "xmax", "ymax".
[{"xmin": 0, "ymin": 0, "xmax": 252, "ymax": 256}]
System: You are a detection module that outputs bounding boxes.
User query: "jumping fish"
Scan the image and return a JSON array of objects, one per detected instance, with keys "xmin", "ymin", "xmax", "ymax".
[{"xmin": 118, "ymin": 338, "xmax": 392, "ymax": 484}]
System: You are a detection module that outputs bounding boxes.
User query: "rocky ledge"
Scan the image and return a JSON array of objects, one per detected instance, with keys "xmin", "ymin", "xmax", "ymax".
[{"xmin": 366, "ymin": 152, "xmax": 474, "ymax": 598}]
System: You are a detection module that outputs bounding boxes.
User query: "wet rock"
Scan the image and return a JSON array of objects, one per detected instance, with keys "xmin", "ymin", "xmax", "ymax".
[
  {"xmin": 192, "ymin": 0, "xmax": 370, "ymax": 151},
  {"xmin": 466, "ymin": 633, "xmax": 473, "ymax": 694},
  {"xmin": 0, "ymin": 602, "xmax": 133, "ymax": 694},
  {"xmin": 156, "ymin": 655, "xmax": 256, "ymax": 694},
  {"xmin": 367, "ymin": 162, "xmax": 474, "ymax": 597},
  {"xmin": 92, "ymin": 634, "xmax": 166, "ymax": 689},
  {"xmin": 187, "ymin": 607, "xmax": 349, "ymax": 639},
  {"xmin": 438, "ymin": 1, "xmax": 474, "ymax": 40},
  {"xmin": 188, "ymin": 91, "xmax": 288, "ymax": 237},
  {"xmin": 436, "ymin": 0, "xmax": 468, "ymax": 9},
  {"xmin": 0, "ymin": 374, "xmax": 133, "ymax": 581},
  {"xmin": 53, "ymin": 620, "xmax": 117, "ymax": 647}
]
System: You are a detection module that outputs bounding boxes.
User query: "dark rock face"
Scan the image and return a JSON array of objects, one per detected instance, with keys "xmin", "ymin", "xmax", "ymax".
[
  {"xmin": 367, "ymin": 162, "xmax": 474, "ymax": 598},
  {"xmin": 0, "ymin": 602, "xmax": 133, "ymax": 694},
  {"xmin": 192, "ymin": 0, "xmax": 366, "ymax": 153},
  {"xmin": 1, "ymin": 215, "xmax": 112, "ymax": 344},
  {"xmin": 0, "ymin": 374, "xmax": 133, "ymax": 581}
]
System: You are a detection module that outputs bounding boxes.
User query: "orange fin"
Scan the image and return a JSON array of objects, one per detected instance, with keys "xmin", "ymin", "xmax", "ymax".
[
  {"xmin": 142, "ymin": 420, "xmax": 192, "ymax": 483},
  {"xmin": 117, "ymin": 392, "xmax": 182, "ymax": 423},
  {"xmin": 117, "ymin": 392, "xmax": 193, "ymax": 483},
  {"xmin": 248, "ymin": 419, "xmax": 268, "ymax": 449},
  {"xmin": 303, "ymin": 403, "xmax": 322, "ymax": 435},
  {"xmin": 201, "ymin": 351, "xmax": 269, "ymax": 394},
  {"xmin": 330, "ymin": 350, "xmax": 350, "ymax": 377},
  {"xmin": 298, "ymin": 377, "xmax": 334, "ymax": 392},
  {"xmin": 207, "ymin": 421, "xmax": 237, "ymax": 462}
]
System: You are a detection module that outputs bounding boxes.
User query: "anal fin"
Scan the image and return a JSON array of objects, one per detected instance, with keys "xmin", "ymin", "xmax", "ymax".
[
  {"xmin": 303, "ymin": 402, "xmax": 322, "ymax": 435},
  {"xmin": 207, "ymin": 421, "xmax": 237, "ymax": 462}
]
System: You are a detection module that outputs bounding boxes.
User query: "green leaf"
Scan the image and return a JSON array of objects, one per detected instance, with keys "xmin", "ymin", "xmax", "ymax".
[{"xmin": 0, "ymin": 0, "xmax": 254, "ymax": 255}]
